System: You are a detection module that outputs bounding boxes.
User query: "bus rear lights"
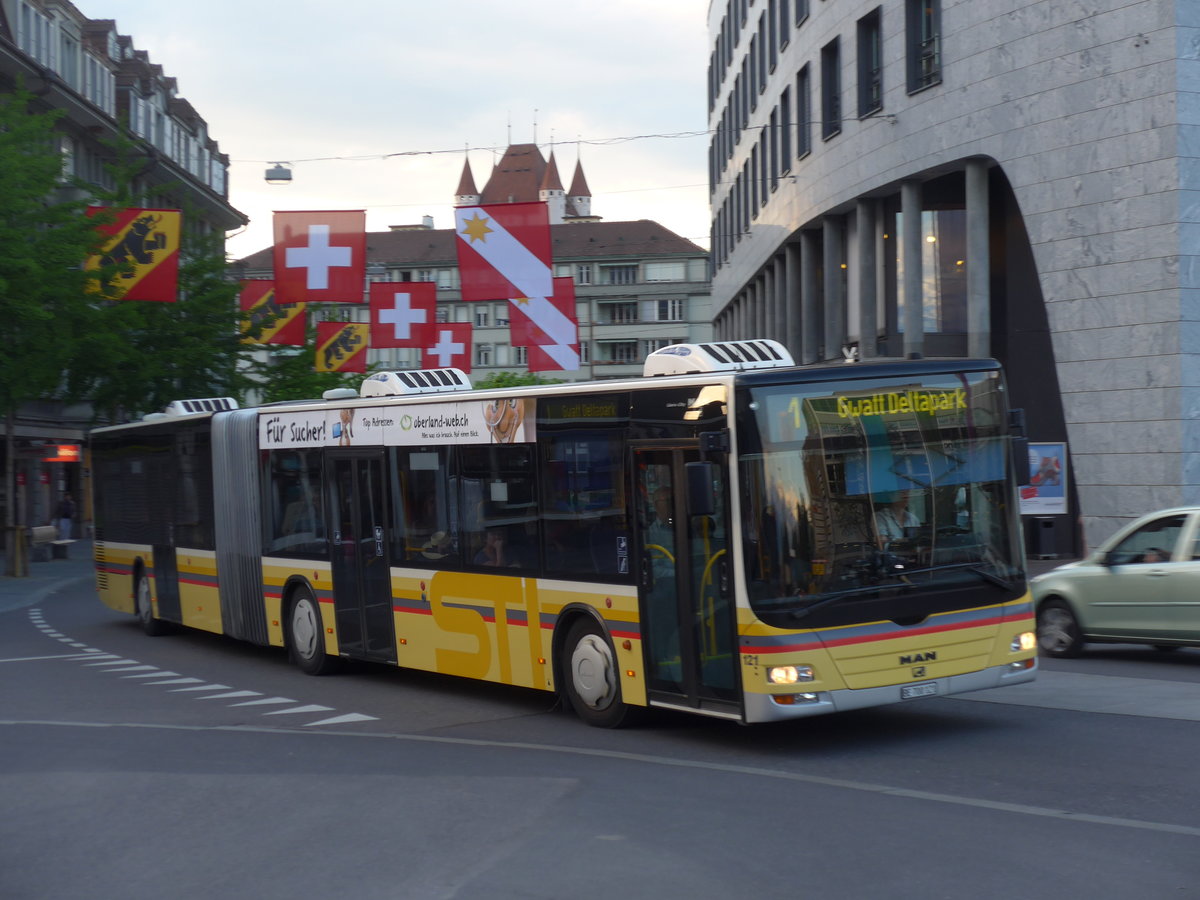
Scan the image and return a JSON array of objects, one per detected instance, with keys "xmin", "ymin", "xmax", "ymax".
[
  {"xmin": 772, "ymin": 692, "xmax": 820, "ymax": 705},
  {"xmin": 767, "ymin": 664, "xmax": 814, "ymax": 685},
  {"xmin": 1011, "ymin": 631, "xmax": 1036, "ymax": 652},
  {"xmin": 1009, "ymin": 659, "xmax": 1035, "ymax": 671}
]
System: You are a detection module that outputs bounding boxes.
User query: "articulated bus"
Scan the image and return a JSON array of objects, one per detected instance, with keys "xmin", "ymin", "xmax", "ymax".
[{"xmin": 90, "ymin": 340, "xmax": 1037, "ymax": 727}]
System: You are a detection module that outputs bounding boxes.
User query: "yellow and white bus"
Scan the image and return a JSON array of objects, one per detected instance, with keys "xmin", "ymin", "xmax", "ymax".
[{"xmin": 90, "ymin": 340, "xmax": 1036, "ymax": 727}]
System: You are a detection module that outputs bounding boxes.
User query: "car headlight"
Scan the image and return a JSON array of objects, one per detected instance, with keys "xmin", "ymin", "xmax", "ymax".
[
  {"xmin": 1011, "ymin": 631, "xmax": 1036, "ymax": 652},
  {"xmin": 767, "ymin": 664, "xmax": 814, "ymax": 685}
]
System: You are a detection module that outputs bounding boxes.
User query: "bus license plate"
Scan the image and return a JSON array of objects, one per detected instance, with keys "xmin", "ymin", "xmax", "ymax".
[{"xmin": 901, "ymin": 682, "xmax": 937, "ymax": 700}]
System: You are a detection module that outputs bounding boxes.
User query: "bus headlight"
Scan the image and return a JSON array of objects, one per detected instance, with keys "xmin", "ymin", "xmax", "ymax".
[
  {"xmin": 767, "ymin": 664, "xmax": 814, "ymax": 685},
  {"xmin": 1011, "ymin": 632, "xmax": 1036, "ymax": 652}
]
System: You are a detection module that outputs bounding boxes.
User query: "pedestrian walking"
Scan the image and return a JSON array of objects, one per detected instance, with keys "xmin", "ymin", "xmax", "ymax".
[{"xmin": 55, "ymin": 492, "xmax": 75, "ymax": 540}]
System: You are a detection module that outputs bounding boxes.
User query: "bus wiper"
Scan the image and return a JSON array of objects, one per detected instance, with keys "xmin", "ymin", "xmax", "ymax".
[
  {"xmin": 878, "ymin": 561, "xmax": 1015, "ymax": 590},
  {"xmin": 787, "ymin": 581, "xmax": 916, "ymax": 622}
]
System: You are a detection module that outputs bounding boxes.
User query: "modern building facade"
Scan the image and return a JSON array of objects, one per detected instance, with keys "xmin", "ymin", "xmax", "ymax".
[
  {"xmin": 707, "ymin": 0, "xmax": 1200, "ymax": 553},
  {"xmin": 0, "ymin": 0, "xmax": 243, "ymax": 536},
  {"xmin": 238, "ymin": 144, "xmax": 713, "ymax": 383}
]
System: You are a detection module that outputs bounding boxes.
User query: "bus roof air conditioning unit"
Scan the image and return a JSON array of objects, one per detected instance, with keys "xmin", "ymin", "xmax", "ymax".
[
  {"xmin": 359, "ymin": 368, "xmax": 473, "ymax": 397},
  {"xmin": 162, "ymin": 397, "xmax": 240, "ymax": 416},
  {"xmin": 643, "ymin": 339, "xmax": 794, "ymax": 376}
]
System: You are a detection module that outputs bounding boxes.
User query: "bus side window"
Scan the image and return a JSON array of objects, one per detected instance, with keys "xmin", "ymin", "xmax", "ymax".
[
  {"xmin": 266, "ymin": 449, "xmax": 325, "ymax": 556},
  {"xmin": 539, "ymin": 431, "xmax": 628, "ymax": 578},
  {"xmin": 460, "ymin": 443, "xmax": 537, "ymax": 571},
  {"xmin": 391, "ymin": 447, "xmax": 459, "ymax": 566}
]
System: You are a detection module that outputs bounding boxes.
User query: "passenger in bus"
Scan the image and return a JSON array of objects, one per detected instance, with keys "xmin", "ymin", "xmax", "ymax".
[
  {"xmin": 474, "ymin": 528, "xmax": 519, "ymax": 567},
  {"xmin": 875, "ymin": 491, "xmax": 920, "ymax": 544}
]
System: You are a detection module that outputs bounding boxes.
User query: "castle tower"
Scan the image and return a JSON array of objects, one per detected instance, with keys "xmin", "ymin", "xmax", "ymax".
[
  {"xmin": 566, "ymin": 157, "xmax": 592, "ymax": 219},
  {"xmin": 538, "ymin": 151, "xmax": 566, "ymax": 224},
  {"xmin": 454, "ymin": 156, "xmax": 480, "ymax": 207}
]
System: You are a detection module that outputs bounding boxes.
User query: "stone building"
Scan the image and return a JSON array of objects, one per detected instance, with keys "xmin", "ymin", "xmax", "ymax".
[{"xmin": 706, "ymin": 0, "xmax": 1200, "ymax": 553}]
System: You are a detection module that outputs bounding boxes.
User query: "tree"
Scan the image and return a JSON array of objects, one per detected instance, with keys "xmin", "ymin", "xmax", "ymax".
[
  {"xmin": 472, "ymin": 371, "xmax": 564, "ymax": 390},
  {"xmin": 249, "ymin": 335, "xmax": 368, "ymax": 405},
  {"xmin": 0, "ymin": 86, "xmax": 107, "ymax": 574}
]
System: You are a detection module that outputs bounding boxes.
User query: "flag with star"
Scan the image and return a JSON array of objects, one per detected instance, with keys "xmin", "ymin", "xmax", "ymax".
[
  {"xmin": 453, "ymin": 201, "xmax": 552, "ymax": 303},
  {"xmin": 510, "ymin": 277, "xmax": 579, "ymax": 371},
  {"xmin": 369, "ymin": 281, "xmax": 436, "ymax": 348},
  {"xmin": 273, "ymin": 210, "xmax": 366, "ymax": 304},
  {"xmin": 85, "ymin": 207, "xmax": 181, "ymax": 302},
  {"xmin": 421, "ymin": 323, "xmax": 472, "ymax": 373},
  {"xmin": 315, "ymin": 322, "xmax": 369, "ymax": 372},
  {"xmin": 239, "ymin": 280, "xmax": 306, "ymax": 346}
]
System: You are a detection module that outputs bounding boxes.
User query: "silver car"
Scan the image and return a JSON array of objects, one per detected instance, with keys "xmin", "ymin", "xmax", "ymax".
[{"xmin": 1032, "ymin": 507, "xmax": 1200, "ymax": 657}]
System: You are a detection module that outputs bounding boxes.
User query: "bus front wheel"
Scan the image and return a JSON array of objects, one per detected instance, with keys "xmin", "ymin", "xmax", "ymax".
[
  {"xmin": 135, "ymin": 573, "xmax": 169, "ymax": 637},
  {"xmin": 560, "ymin": 618, "xmax": 635, "ymax": 728},
  {"xmin": 287, "ymin": 587, "xmax": 340, "ymax": 675}
]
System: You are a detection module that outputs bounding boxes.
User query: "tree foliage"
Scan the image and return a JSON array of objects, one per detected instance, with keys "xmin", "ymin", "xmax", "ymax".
[
  {"xmin": 0, "ymin": 87, "xmax": 106, "ymax": 418},
  {"xmin": 472, "ymin": 371, "xmax": 563, "ymax": 390}
]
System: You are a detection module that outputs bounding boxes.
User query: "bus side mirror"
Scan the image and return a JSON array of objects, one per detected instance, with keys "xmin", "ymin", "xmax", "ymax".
[{"xmin": 686, "ymin": 461, "xmax": 716, "ymax": 517}]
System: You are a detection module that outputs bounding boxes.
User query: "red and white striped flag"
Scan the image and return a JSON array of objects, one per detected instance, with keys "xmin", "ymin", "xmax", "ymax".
[
  {"xmin": 454, "ymin": 201, "xmax": 553, "ymax": 303},
  {"xmin": 511, "ymin": 276, "xmax": 579, "ymax": 371}
]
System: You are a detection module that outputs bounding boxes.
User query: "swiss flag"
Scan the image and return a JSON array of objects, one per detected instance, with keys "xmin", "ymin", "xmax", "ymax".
[
  {"xmin": 454, "ymin": 201, "xmax": 552, "ymax": 303},
  {"xmin": 369, "ymin": 281, "xmax": 436, "ymax": 348},
  {"xmin": 509, "ymin": 276, "xmax": 577, "ymax": 346},
  {"xmin": 421, "ymin": 323, "xmax": 473, "ymax": 373},
  {"xmin": 273, "ymin": 210, "xmax": 366, "ymax": 304}
]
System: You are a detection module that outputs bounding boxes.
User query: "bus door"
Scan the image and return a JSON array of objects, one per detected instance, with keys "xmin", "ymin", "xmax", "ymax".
[
  {"xmin": 327, "ymin": 452, "xmax": 396, "ymax": 664},
  {"xmin": 151, "ymin": 542, "xmax": 181, "ymax": 622},
  {"xmin": 633, "ymin": 447, "xmax": 739, "ymax": 713}
]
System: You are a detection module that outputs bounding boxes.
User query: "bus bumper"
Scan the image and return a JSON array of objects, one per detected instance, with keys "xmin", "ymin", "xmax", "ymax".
[{"xmin": 743, "ymin": 657, "xmax": 1038, "ymax": 724}]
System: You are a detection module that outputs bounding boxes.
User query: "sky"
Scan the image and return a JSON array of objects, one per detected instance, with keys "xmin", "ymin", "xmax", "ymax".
[{"xmin": 82, "ymin": 1, "xmax": 714, "ymax": 262}]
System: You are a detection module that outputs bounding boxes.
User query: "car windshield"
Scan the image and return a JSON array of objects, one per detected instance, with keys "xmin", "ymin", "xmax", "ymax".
[{"xmin": 737, "ymin": 370, "xmax": 1021, "ymax": 622}]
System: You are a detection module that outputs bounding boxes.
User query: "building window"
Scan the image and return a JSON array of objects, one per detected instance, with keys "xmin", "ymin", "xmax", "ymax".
[
  {"xmin": 601, "ymin": 341, "xmax": 639, "ymax": 364},
  {"xmin": 454, "ymin": 305, "xmax": 470, "ymax": 324},
  {"xmin": 514, "ymin": 345, "xmax": 528, "ymax": 366},
  {"xmin": 600, "ymin": 265, "xmax": 637, "ymax": 286},
  {"xmin": 600, "ymin": 301, "xmax": 639, "ymax": 324},
  {"xmin": 576, "ymin": 264, "xmax": 593, "ymax": 285},
  {"xmin": 780, "ymin": 87, "xmax": 792, "ymax": 169},
  {"xmin": 643, "ymin": 261, "xmax": 686, "ymax": 282},
  {"xmin": 895, "ymin": 208, "xmax": 967, "ymax": 334},
  {"xmin": 476, "ymin": 343, "xmax": 492, "ymax": 366},
  {"xmin": 648, "ymin": 299, "xmax": 685, "ymax": 321},
  {"xmin": 907, "ymin": 0, "xmax": 941, "ymax": 93},
  {"xmin": 768, "ymin": 0, "xmax": 778, "ymax": 71},
  {"xmin": 475, "ymin": 308, "xmax": 490, "ymax": 328},
  {"xmin": 643, "ymin": 338, "xmax": 678, "ymax": 356},
  {"xmin": 797, "ymin": 65, "xmax": 811, "ymax": 158},
  {"xmin": 795, "ymin": 0, "xmax": 809, "ymax": 26},
  {"xmin": 769, "ymin": 107, "xmax": 780, "ymax": 191},
  {"xmin": 857, "ymin": 9, "xmax": 883, "ymax": 117},
  {"xmin": 821, "ymin": 38, "xmax": 841, "ymax": 140},
  {"xmin": 749, "ymin": 35, "xmax": 759, "ymax": 111}
]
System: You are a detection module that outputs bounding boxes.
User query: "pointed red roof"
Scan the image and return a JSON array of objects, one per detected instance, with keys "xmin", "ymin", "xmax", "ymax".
[
  {"xmin": 455, "ymin": 157, "xmax": 478, "ymax": 196},
  {"xmin": 540, "ymin": 152, "xmax": 564, "ymax": 192},
  {"xmin": 568, "ymin": 159, "xmax": 591, "ymax": 197},
  {"xmin": 479, "ymin": 143, "xmax": 546, "ymax": 204}
]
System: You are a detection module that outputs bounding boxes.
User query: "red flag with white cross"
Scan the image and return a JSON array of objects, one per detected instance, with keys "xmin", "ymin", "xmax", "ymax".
[
  {"xmin": 369, "ymin": 281, "xmax": 436, "ymax": 348},
  {"xmin": 421, "ymin": 323, "xmax": 472, "ymax": 373},
  {"xmin": 273, "ymin": 210, "xmax": 366, "ymax": 304}
]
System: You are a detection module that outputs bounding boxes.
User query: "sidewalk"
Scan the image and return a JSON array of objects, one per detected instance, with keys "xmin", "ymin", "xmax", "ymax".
[{"xmin": 0, "ymin": 537, "xmax": 96, "ymax": 612}]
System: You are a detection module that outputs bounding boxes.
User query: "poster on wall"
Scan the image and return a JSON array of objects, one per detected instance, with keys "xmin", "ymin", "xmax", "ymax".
[{"xmin": 1020, "ymin": 442, "xmax": 1068, "ymax": 515}]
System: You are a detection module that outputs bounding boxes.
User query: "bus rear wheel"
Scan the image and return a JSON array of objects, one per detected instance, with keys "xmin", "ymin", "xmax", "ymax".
[
  {"xmin": 561, "ymin": 618, "xmax": 635, "ymax": 728},
  {"xmin": 135, "ymin": 573, "xmax": 169, "ymax": 637},
  {"xmin": 287, "ymin": 586, "xmax": 340, "ymax": 675}
]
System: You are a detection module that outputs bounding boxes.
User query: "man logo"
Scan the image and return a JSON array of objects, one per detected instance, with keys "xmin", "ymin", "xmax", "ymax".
[{"xmin": 899, "ymin": 651, "xmax": 936, "ymax": 665}]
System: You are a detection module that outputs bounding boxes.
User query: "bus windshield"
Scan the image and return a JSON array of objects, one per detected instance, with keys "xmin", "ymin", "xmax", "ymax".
[{"xmin": 737, "ymin": 369, "xmax": 1020, "ymax": 623}]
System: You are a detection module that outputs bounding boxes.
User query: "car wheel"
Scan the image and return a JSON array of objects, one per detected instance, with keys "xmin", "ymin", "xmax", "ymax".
[
  {"xmin": 560, "ymin": 618, "xmax": 636, "ymax": 728},
  {"xmin": 135, "ymin": 572, "xmax": 170, "ymax": 636},
  {"xmin": 1037, "ymin": 599, "xmax": 1084, "ymax": 658},
  {"xmin": 287, "ymin": 586, "xmax": 340, "ymax": 675}
]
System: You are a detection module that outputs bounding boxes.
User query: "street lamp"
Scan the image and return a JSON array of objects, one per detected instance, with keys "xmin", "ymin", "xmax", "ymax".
[{"xmin": 264, "ymin": 162, "xmax": 292, "ymax": 184}]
